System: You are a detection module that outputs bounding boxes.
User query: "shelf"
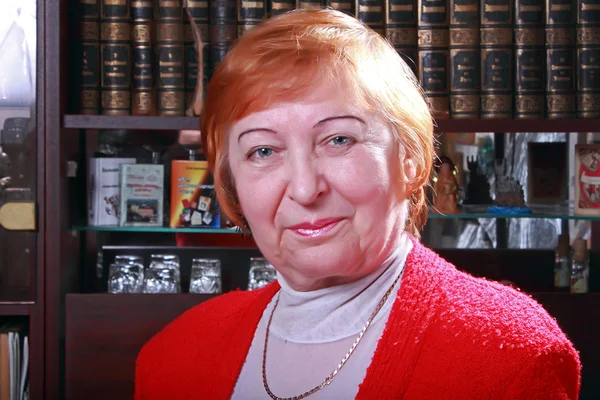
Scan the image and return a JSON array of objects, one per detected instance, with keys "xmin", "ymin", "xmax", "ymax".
[
  {"xmin": 0, "ymin": 302, "xmax": 32, "ymax": 316},
  {"xmin": 63, "ymin": 115, "xmax": 600, "ymax": 133},
  {"xmin": 63, "ymin": 115, "xmax": 200, "ymax": 131},
  {"xmin": 435, "ymin": 118, "xmax": 600, "ymax": 133},
  {"xmin": 70, "ymin": 225, "xmax": 239, "ymax": 233}
]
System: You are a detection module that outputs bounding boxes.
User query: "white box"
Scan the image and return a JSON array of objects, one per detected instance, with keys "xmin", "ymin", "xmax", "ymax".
[{"xmin": 87, "ymin": 157, "xmax": 136, "ymax": 226}]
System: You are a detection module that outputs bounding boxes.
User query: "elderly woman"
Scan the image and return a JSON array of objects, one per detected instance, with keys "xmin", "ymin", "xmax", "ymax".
[{"xmin": 135, "ymin": 9, "xmax": 580, "ymax": 399}]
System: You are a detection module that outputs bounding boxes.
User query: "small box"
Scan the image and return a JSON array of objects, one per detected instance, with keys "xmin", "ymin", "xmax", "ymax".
[
  {"xmin": 527, "ymin": 142, "xmax": 568, "ymax": 204},
  {"xmin": 87, "ymin": 157, "xmax": 136, "ymax": 226},
  {"xmin": 119, "ymin": 163, "xmax": 164, "ymax": 226},
  {"xmin": 170, "ymin": 160, "xmax": 220, "ymax": 228},
  {"xmin": 575, "ymin": 144, "xmax": 600, "ymax": 216}
]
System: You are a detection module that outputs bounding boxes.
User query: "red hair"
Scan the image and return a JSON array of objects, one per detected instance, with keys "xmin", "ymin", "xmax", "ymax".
[{"xmin": 201, "ymin": 8, "xmax": 434, "ymax": 237}]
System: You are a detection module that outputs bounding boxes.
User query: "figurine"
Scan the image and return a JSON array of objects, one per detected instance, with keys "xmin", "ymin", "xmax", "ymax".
[
  {"xmin": 488, "ymin": 160, "xmax": 531, "ymax": 214},
  {"xmin": 433, "ymin": 157, "xmax": 459, "ymax": 214},
  {"xmin": 464, "ymin": 156, "xmax": 492, "ymax": 205}
]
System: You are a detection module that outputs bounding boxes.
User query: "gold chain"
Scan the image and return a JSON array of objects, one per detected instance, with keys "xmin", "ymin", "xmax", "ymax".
[{"xmin": 262, "ymin": 271, "xmax": 403, "ymax": 400}]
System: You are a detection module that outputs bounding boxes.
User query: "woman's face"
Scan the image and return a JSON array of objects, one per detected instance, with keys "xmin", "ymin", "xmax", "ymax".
[{"xmin": 228, "ymin": 85, "xmax": 414, "ymax": 291}]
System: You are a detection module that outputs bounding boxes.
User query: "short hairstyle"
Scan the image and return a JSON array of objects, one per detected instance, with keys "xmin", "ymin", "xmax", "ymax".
[{"xmin": 201, "ymin": 8, "xmax": 434, "ymax": 238}]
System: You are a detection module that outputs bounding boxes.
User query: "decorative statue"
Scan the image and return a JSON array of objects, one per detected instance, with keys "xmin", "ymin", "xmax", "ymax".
[
  {"xmin": 434, "ymin": 157, "xmax": 459, "ymax": 214},
  {"xmin": 464, "ymin": 156, "xmax": 492, "ymax": 205},
  {"xmin": 488, "ymin": 159, "xmax": 531, "ymax": 214}
]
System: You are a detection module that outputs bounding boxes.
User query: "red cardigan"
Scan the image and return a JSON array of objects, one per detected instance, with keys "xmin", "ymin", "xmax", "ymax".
[{"xmin": 135, "ymin": 241, "xmax": 581, "ymax": 399}]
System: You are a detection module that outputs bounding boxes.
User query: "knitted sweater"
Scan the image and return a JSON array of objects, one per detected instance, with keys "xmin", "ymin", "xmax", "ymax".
[{"xmin": 135, "ymin": 241, "xmax": 581, "ymax": 399}]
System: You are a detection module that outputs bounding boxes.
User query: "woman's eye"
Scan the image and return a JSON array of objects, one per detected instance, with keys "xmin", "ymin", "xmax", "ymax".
[
  {"xmin": 330, "ymin": 136, "xmax": 353, "ymax": 146},
  {"xmin": 251, "ymin": 147, "xmax": 273, "ymax": 158}
]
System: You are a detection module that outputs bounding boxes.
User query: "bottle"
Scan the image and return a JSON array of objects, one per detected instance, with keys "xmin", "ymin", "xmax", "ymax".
[
  {"xmin": 570, "ymin": 239, "xmax": 589, "ymax": 294},
  {"xmin": 554, "ymin": 234, "xmax": 571, "ymax": 292}
]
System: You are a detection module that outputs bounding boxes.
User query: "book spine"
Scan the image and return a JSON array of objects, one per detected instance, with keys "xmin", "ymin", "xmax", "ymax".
[
  {"xmin": 546, "ymin": 0, "xmax": 577, "ymax": 118},
  {"xmin": 514, "ymin": 0, "xmax": 546, "ymax": 118},
  {"xmin": 324, "ymin": 0, "xmax": 354, "ymax": 14},
  {"xmin": 100, "ymin": 0, "xmax": 131, "ymax": 116},
  {"xmin": 132, "ymin": 0, "xmax": 154, "ymax": 115},
  {"xmin": 386, "ymin": 0, "xmax": 419, "ymax": 76},
  {"xmin": 417, "ymin": 0, "xmax": 450, "ymax": 119},
  {"xmin": 356, "ymin": 0, "xmax": 386, "ymax": 35},
  {"xmin": 577, "ymin": 0, "xmax": 600, "ymax": 117},
  {"xmin": 449, "ymin": 0, "xmax": 480, "ymax": 118},
  {"xmin": 78, "ymin": 0, "xmax": 100, "ymax": 115},
  {"xmin": 156, "ymin": 0, "xmax": 185, "ymax": 116},
  {"xmin": 296, "ymin": 0, "xmax": 323, "ymax": 8},
  {"xmin": 210, "ymin": 0, "xmax": 237, "ymax": 72},
  {"xmin": 481, "ymin": 0, "xmax": 513, "ymax": 119},
  {"xmin": 269, "ymin": 0, "xmax": 295, "ymax": 16},
  {"xmin": 239, "ymin": 0, "xmax": 267, "ymax": 37},
  {"xmin": 186, "ymin": 0, "xmax": 211, "ymax": 107}
]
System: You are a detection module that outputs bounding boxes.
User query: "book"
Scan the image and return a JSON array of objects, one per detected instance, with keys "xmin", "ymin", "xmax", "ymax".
[
  {"xmin": 88, "ymin": 157, "xmax": 137, "ymax": 226},
  {"xmin": 269, "ymin": 0, "xmax": 295, "ymax": 15},
  {"xmin": 210, "ymin": 0, "xmax": 237, "ymax": 72},
  {"xmin": 449, "ymin": 0, "xmax": 480, "ymax": 118},
  {"xmin": 514, "ymin": 0, "xmax": 546, "ymax": 119},
  {"xmin": 238, "ymin": 0, "xmax": 267, "ymax": 37},
  {"xmin": 575, "ymin": 144, "xmax": 600, "ymax": 215},
  {"xmin": 324, "ymin": 0, "xmax": 354, "ymax": 15},
  {"xmin": 131, "ymin": 0, "xmax": 154, "ymax": 115},
  {"xmin": 77, "ymin": 0, "xmax": 100, "ymax": 115},
  {"xmin": 185, "ymin": 0, "xmax": 210, "ymax": 110},
  {"xmin": 418, "ymin": 0, "xmax": 450, "ymax": 119},
  {"xmin": 386, "ymin": 0, "xmax": 419, "ymax": 76},
  {"xmin": 576, "ymin": 0, "xmax": 600, "ymax": 118},
  {"xmin": 545, "ymin": 0, "xmax": 577, "ymax": 118},
  {"xmin": 156, "ymin": 0, "xmax": 185, "ymax": 116},
  {"xmin": 481, "ymin": 0, "xmax": 513, "ymax": 119},
  {"xmin": 100, "ymin": 0, "xmax": 131, "ymax": 115},
  {"xmin": 356, "ymin": 0, "xmax": 386, "ymax": 35},
  {"xmin": 119, "ymin": 163, "xmax": 165, "ymax": 227}
]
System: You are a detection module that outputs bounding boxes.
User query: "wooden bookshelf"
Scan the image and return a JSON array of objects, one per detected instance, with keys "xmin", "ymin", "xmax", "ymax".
[
  {"xmin": 63, "ymin": 115, "xmax": 200, "ymax": 130},
  {"xmin": 0, "ymin": 303, "xmax": 32, "ymax": 316}
]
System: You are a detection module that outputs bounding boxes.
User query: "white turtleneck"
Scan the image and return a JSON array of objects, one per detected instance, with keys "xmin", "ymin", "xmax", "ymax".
[{"xmin": 231, "ymin": 233, "xmax": 413, "ymax": 400}]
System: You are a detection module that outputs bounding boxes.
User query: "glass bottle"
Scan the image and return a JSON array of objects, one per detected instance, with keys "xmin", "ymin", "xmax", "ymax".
[
  {"xmin": 570, "ymin": 239, "xmax": 589, "ymax": 294},
  {"xmin": 248, "ymin": 257, "xmax": 277, "ymax": 291},
  {"xmin": 554, "ymin": 234, "xmax": 570, "ymax": 292}
]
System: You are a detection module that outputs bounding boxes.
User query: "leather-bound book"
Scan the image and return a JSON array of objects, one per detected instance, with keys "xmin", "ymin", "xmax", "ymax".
[
  {"xmin": 238, "ymin": 0, "xmax": 267, "ymax": 37},
  {"xmin": 480, "ymin": 0, "xmax": 513, "ymax": 119},
  {"xmin": 417, "ymin": 0, "xmax": 450, "ymax": 119},
  {"xmin": 156, "ymin": 0, "xmax": 185, "ymax": 116},
  {"xmin": 297, "ymin": 0, "xmax": 323, "ymax": 8},
  {"xmin": 324, "ymin": 0, "xmax": 354, "ymax": 15},
  {"xmin": 545, "ymin": 0, "xmax": 576, "ymax": 118},
  {"xmin": 210, "ymin": 0, "xmax": 237, "ymax": 71},
  {"xmin": 185, "ymin": 0, "xmax": 210, "ymax": 109},
  {"xmin": 514, "ymin": 0, "xmax": 545, "ymax": 118},
  {"xmin": 100, "ymin": 0, "xmax": 131, "ymax": 115},
  {"xmin": 269, "ymin": 0, "xmax": 295, "ymax": 16},
  {"xmin": 356, "ymin": 0, "xmax": 386, "ymax": 35},
  {"xmin": 386, "ymin": 0, "xmax": 418, "ymax": 76},
  {"xmin": 77, "ymin": 0, "xmax": 100, "ymax": 115},
  {"xmin": 449, "ymin": 0, "xmax": 480, "ymax": 118},
  {"xmin": 132, "ymin": 0, "xmax": 154, "ymax": 115},
  {"xmin": 576, "ymin": 0, "xmax": 600, "ymax": 118}
]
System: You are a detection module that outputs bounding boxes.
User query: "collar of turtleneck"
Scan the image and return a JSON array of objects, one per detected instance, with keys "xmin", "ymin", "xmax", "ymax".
[{"xmin": 269, "ymin": 232, "xmax": 413, "ymax": 344}]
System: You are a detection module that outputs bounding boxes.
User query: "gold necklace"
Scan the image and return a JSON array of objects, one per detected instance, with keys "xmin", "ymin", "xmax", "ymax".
[{"xmin": 262, "ymin": 272, "xmax": 403, "ymax": 400}]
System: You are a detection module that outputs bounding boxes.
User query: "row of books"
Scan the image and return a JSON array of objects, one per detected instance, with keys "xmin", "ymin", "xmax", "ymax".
[
  {"xmin": 75, "ymin": 0, "xmax": 599, "ymax": 119},
  {"xmin": 0, "ymin": 323, "xmax": 29, "ymax": 400}
]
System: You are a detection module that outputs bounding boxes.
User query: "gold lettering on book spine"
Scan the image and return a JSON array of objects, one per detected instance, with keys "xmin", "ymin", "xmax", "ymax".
[
  {"xmin": 387, "ymin": 28, "xmax": 418, "ymax": 45},
  {"xmin": 159, "ymin": 92, "xmax": 185, "ymax": 116},
  {"xmin": 101, "ymin": 91, "xmax": 131, "ymax": 115},
  {"xmin": 157, "ymin": 23, "xmax": 184, "ymax": 42},
  {"xmin": 101, "ymin": 22, "xmax": 131, "ymax": 41},
  {"xmin": 578, "ymin": 94, "xmax": 600, "ymax": 117},
  {"xmin": 481, "ymin": 94, "xmax": 512, "ymax": 118},
  {"xmin": 547, "ymin": 94, "xmax": 576, "ymax": 117},
  {"xmin": 515, "ymin": 28, "xmax": 545, "ymax": 46},
  {"xmin": 481, "ymin": 28, "xmax": 512, "ymax": 45},
  {"xmin": 418, "ymin": 30, "xmax": 449, "ymax": 46},
  {"xmin": 80, "ymin": 22, "xmax": 100, "ymax": 40},
  {"xmin": 546, "ymin": 28, "xmax": 576, "ymax": 45},
  {"xmin": 577, "ymin": 27, "xmax": 600, "ymax": 45},
  {"xmin": 450, "ymin": 95, "xmax": 480, "ymax": 118},
  {"xmin": 515, "ymin": 95, "xmax": 545, "ymax": 118},
  {"xmin": 450, "ymin": 28, "xmax": 478, "ymax": 46},
  {"xmin": 133, "ymin": 24, "xmax": 151, "ymax": 42}
]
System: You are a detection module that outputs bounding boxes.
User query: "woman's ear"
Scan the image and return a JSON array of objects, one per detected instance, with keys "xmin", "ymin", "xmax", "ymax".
[{"xmin": 403, "ymin": 157, "xmax": 417, "ymax": 185}]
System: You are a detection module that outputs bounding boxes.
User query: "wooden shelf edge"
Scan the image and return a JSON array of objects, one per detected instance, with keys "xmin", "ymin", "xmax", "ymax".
[
  {"xmin": 63, "ymin": 115, "xmax": 200, "ymax": 131},
  {"xmin": 0, "ymin": 302, "xmax": 32, "ymax": 316},
  {"xmin": 435, "ymin": 118, "xmax": 600, "ymax": 133}
]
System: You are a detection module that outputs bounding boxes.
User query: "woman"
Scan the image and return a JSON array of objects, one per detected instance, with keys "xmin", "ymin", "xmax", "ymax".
[{"xmin": 135, "ymin": 9, "xmax": 580, "ymax": 399}]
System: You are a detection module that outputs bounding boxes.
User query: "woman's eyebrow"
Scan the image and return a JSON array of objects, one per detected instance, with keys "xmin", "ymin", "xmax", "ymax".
[
  {"xmin": 237, "ymin": 128, "xmax": 277, "ymax": 143},
  {"xmin": 313, "ymin": 115, "xmax": 366, "ymax": 128}
]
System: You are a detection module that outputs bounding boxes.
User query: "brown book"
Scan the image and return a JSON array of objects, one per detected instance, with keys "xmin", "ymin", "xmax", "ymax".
[
  {"xmin": 449, "ymin": 0, "xmax": 480, "ymax": 118},
  {"xmin": 100, "ymin": 0, "xmax": 132, "ymax": 115},
  {"xmin": 386, "ymin": 0, "xmax": 419, "ymax": 76},
  {"xmin": 77, "ymin": 0, "xmax": 100, "ymax": 114},
  {"xmin": 576, "ymin": 0, "xmax": 600, "ymax": 118},
  {"xmin": 545, "ymin": 0, "xmax": 577, "ymax": 118},
  {"xmin": 156, "ymin": 0, "xmax": 186, "ymax": 116},
  {"xmin": 417, "ymin": 0, "xmax": 450, "ymax": 119},
  {"xmin": 132, "ymin": 0, "xmax": 155, "ymax": 115}
]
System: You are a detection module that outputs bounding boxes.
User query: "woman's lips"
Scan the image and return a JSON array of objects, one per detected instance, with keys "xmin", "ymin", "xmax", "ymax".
[{"xmin": 289, "ymin": 218, "xmax": 343, "ymax": 238}]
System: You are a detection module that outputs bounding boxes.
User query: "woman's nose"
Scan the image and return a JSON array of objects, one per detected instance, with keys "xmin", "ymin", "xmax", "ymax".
[{"xmin": 287, "ymin": 155, "xmax": 328, "ymax": 206}]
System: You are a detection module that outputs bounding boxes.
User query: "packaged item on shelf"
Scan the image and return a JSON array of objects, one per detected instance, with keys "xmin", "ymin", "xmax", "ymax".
[
  {"xmin": 118, "ymin": 161, "xmax": 164, "ymax": 227},
  {"xmin": 170, "ymin": 158, "xmax": 220, "ymax": 228},
  {"xmin": 571, "ymin": 239, "xmax": 590, "ymax": 294},
  {"xmin": 87, "ymin": 157, "xmax": 136, "ymax": 226}
]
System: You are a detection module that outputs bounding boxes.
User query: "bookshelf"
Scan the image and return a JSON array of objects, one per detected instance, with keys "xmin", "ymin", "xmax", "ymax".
[
  {"xmin": 0, "ymin": 303, "xmax": 33, "ymax": 317},
  {"xmin": 36, "ymin": 0, "xmax": 600, "ymax": 399}
]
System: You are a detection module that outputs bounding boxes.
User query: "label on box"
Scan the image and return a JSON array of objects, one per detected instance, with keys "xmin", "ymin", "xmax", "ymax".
[
  {"xmin": 119, "ymin": 164, "xmax": 164, "ymax": 227},
  {"xmin": 170, "ymin": 160, "xmax": 220, "ymax": 228},
  {"xmin": 87, "ymin": 157, "xmax": 136, "ymax": 226}
]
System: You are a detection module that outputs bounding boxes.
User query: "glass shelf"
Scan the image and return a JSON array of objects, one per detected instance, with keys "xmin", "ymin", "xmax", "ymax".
[{"xmin": 70, "ymin": 225, "xmax": 240, "ymax": 233}]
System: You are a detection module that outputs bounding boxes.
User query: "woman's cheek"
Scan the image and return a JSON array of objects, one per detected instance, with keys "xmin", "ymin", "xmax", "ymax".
[{"xmin": 326, "ymin": 153, "xmax": 389, "ymax": 202}]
